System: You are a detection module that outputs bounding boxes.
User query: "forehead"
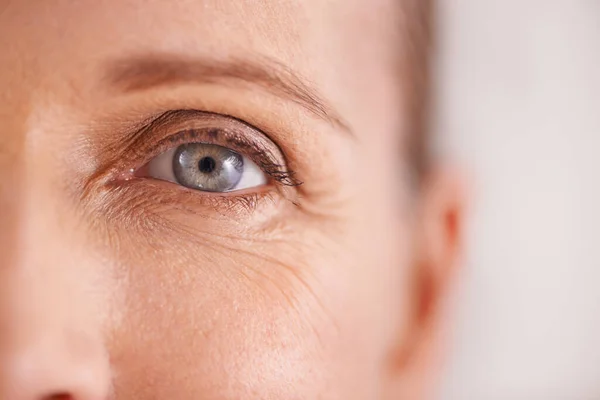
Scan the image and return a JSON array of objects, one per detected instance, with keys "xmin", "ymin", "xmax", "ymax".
[
  {"xmin": 3, "ymin": 0, "xmax": 399, "ymax": 51},
  {"xmin": 0, "ymin": 0, "xmax": 402, "ymax": 135}
]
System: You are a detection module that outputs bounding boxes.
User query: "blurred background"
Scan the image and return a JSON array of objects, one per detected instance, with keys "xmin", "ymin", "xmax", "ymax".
[{"xmin": 435, "ymin": 1, "xmax": 600, "ymax": 399}]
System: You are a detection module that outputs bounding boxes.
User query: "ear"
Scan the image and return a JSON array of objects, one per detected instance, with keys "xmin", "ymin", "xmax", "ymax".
[{"xmin": 385, "ymin": 166, "xmax": 467, "ymax": 400}]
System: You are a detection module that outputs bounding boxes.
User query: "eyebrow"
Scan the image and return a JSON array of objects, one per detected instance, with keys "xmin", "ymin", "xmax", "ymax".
[{"xmin": 104, "ymin": 54, "xmax": 351, "ymax": 134}]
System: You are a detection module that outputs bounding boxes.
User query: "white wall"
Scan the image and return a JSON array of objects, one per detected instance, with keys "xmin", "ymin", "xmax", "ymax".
[{"xmin": 436, "ymin": 1, "xmax": 600, "ymax": 399}]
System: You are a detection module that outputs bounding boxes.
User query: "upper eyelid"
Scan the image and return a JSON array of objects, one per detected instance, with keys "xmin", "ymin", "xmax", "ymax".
[
  {"xmin": 118, "ymin": 110, "xmax": 302, "ymax": 188},
  {"xmin": 118, "ymin": 110, "xmax": 284, "ymax": 164},
  {"xmin": 103, "ymin": 54, "xmax": 354, "ymax": 137}
]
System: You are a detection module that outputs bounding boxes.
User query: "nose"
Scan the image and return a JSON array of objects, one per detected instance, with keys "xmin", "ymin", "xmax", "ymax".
[
  {"xmin": 0, "ymin": 266, "xmax": 112, "ymax": 400},
  {"xmin": 0, "ymin": 203, "xmax": 112, "ymax": 400},
  {"xmin": 1, "ymin": 322, "xmax": 111, "ymax": 400}
]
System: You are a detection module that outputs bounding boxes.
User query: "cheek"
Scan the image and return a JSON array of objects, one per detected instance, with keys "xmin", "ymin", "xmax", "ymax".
[{"xmin": 102, "ymin": 214, "xmax": 403, "ymax": 400}]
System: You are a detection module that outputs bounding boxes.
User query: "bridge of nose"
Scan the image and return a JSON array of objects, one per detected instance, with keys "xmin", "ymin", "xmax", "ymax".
[{"xmin": 0, "ymin": 160, "xmax": 114, "ymax": 400}]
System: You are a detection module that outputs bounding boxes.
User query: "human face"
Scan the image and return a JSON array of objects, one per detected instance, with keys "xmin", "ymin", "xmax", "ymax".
[{"xmin": 0, "ymin": 1, "xmax": 461, "ymax": 399}]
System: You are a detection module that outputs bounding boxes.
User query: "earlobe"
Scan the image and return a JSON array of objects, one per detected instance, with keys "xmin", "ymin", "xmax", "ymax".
[{"xmin": 384, "ymin": 166, "xmax": 467, "ymax": 400}]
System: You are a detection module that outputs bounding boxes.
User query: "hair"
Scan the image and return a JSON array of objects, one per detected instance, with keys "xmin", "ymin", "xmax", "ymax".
[{"xmin": 403, "ymin": 0, "xmax": 434, "ymax": 179}]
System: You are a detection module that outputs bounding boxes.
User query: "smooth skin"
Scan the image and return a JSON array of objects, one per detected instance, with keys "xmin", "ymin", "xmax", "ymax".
[{"xmin": 0, "ymin": 1, "xmax": 464, "ymax": 399}]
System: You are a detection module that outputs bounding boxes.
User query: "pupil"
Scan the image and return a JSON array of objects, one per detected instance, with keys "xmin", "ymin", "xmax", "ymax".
[{"xmin": 198, "ymin": 157, "xmax": 217, "ymax": 173}]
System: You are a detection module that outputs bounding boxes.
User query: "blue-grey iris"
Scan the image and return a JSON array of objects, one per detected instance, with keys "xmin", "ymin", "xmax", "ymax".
[{"xmin": 173, "ymin": 143, "xmax": 244, "ymax": 192}]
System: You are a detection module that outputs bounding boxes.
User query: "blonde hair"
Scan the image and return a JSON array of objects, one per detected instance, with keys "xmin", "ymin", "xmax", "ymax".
[{"xmin": 404, "ymin": 0, "xmax": 434, "ymax": 178}]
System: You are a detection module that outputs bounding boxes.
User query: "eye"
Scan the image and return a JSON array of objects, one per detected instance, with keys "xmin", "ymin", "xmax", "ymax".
[{"xmin": 145, "ymin": 142, "xmax": 267, "ymax": 192}]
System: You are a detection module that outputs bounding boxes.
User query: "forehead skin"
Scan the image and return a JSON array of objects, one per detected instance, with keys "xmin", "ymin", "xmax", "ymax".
[
  {"xmin": 0, "ymin": 1, "xmax": 413, "ymax": 399},
  {"xmin": 0, "ymin": 0, "xmax": 402, "ymax": 135}
]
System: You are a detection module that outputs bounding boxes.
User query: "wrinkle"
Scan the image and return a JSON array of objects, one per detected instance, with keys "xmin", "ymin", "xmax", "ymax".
[{"xmin": 208, "ymin": 237, "xmax": 340, "ymax": 346}]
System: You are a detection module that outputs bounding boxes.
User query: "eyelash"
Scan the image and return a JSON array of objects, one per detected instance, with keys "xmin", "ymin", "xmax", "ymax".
[
  {"xmin": 109, "ymin": 110, "xmax": 303, "ymax": 200},
  {"xmin": 141, "ymin": 128, "xmax": 300, "ymax": 189}
]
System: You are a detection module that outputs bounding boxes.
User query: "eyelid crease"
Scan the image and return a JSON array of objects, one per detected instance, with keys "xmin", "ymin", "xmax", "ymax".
[
  {"xmin": 125, "ymin": 110, "xmax": 285, "ymax": 161},
  {"xmin": 104, "ymin": 54, "xmax": 354, "ymax": 137},
  {"xmin": 117, "ymin": 109, "xmax": 278, "ymax": 157}
]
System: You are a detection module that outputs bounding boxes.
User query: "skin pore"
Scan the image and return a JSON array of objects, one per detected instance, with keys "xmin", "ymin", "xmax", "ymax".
[{"xmin": 0, "ymin": 1, "xmax": 463, "ymax": 399}]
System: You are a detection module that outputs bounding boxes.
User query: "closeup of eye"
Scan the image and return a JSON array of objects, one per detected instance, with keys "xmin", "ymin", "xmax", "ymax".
[
  {"xmin": 145, "ymin": 142, "xmax": 267, "ymax": 193},
  {"xmin": 115, "ymin": 110, "xmax": 301, "ymax": 206}
]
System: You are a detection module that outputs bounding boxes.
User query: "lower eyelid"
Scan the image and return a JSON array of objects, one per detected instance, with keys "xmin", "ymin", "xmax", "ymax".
[{"xmin": 100, "ymin": 177, "xmax": 282, "ymax": 225}]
